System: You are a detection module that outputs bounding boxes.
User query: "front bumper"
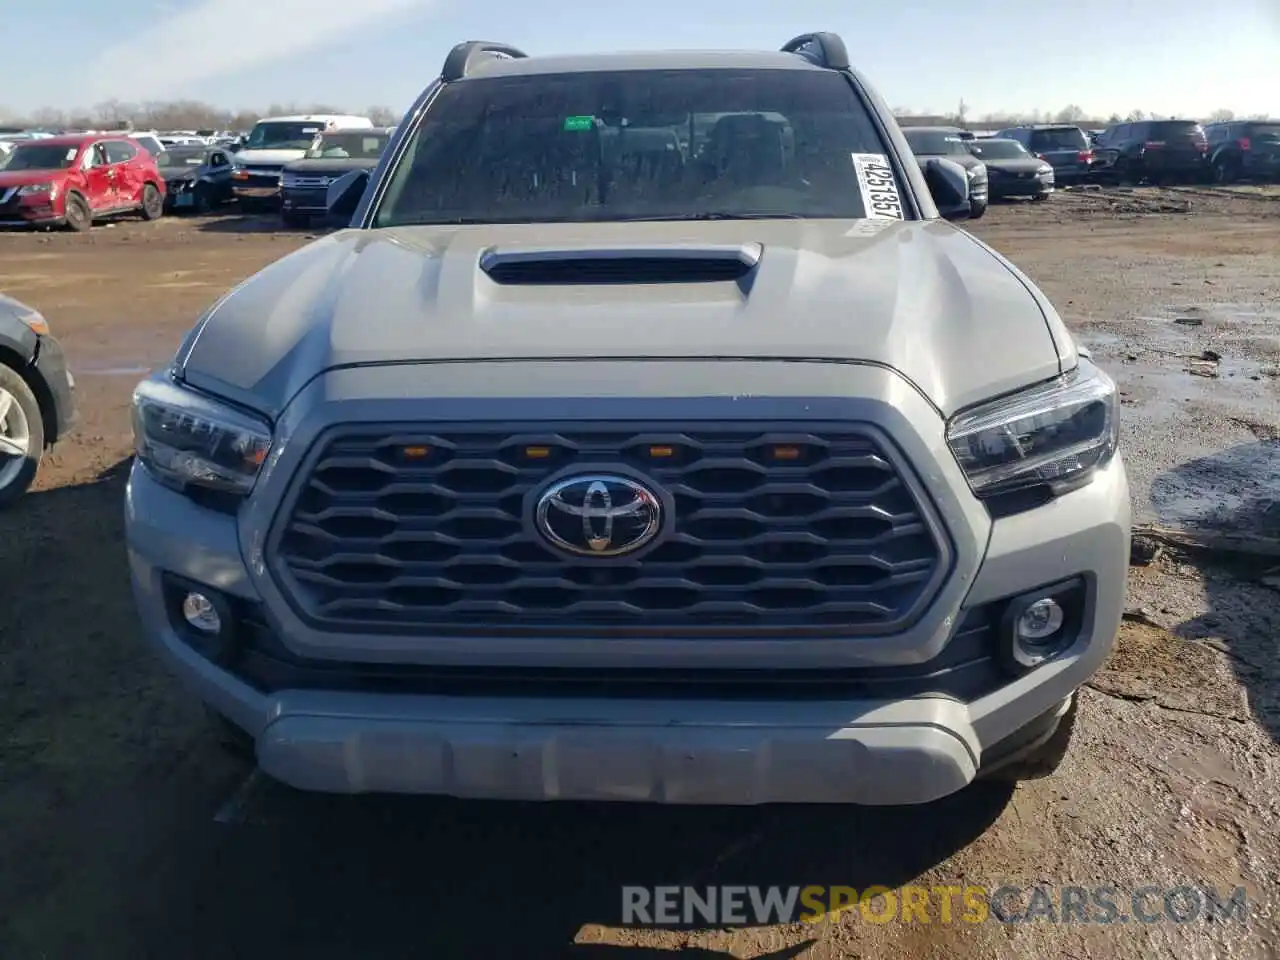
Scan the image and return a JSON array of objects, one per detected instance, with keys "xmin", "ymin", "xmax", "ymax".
[
  {"xmin": 990, "ymin": 175, "xmax": 1054, "ymax": 198},
  {"xmin": 233, "ymin": 172, "xmax": 283, "ymax": 202},
  {"xmin": 126, "ymin": 363, "xmax": 1130, "ymax": 804},
  {"xmin": 0, "ymin": 187, "xmax": 64, "ymax": 227},
  {"xmin": 280, "ymin": 188, "xmax": 328, "ymax": 215}
]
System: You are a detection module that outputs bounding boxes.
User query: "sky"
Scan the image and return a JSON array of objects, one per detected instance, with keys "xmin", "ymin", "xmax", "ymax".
[{"xmin": 4, "ymin": 0, "xmax": 1278, "ymax": 120}]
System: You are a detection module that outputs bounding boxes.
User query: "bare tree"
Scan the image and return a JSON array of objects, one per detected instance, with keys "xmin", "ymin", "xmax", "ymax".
[
  {"xmin": 1124, "ymin": 109, "xmax": 1148, "ymax": 122},
  {"xmin": 91, "ymin": 99, "xmax": 132, "ymax": 126},
  {"xmin": 1055, "ymin": 104, "xmax": 1085, "ymax": 123},
  {"xmin": 1106, "ymin": 113, "xmax": 1122, "ymax": 124},
  {"xmin": 1207, "ymin": 108, "xmax": 1234, "ymax": 122},
  {"xmin": 29, "ymin": 107, "xmax": 68, "ymax": 128},
  {"xmin": 366, "ymin": 105, "xmax": 400, "ymax": 126}
]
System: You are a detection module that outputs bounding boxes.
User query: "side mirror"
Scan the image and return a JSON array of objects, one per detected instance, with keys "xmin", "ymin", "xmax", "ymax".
[
  {"xmin": 326, "ymin": 169, "xmax": 369, "ymax": 224},
  {"xmin": 923, "ymin": 158, "xmax": 971, "ymax": 221}
]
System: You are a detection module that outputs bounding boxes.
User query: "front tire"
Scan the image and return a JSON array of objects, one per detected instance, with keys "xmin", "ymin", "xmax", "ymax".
[
  {"xmin": 1212, "ymin": 158, "xmax": 1238, "ymax": 185},
  {"xmin": 0, "ymin": 364, "xmax": 45, "ymax": 509},
  {"xmin": 968, "ymin": 197, "xmax": 988, "ymax": 220},
  {"xmin": 140, "ymin": 183, "xmax": 164, "ymax": 220},
  {"xmin": 63, "ymin": 193, "xmax": 92, "ymax": 232}
]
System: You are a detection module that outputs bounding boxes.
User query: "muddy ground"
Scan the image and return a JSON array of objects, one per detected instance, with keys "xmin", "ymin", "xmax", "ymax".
[{"xmin": 1, "ymin": 186, "xmax": 1278, "ymax": 959}]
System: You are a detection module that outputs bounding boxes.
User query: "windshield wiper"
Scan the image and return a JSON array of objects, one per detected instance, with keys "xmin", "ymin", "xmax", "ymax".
[
  {"xmin": 386, "ymin": 212, "xmax": 812, "ymax": 228},
  {"xmin": 609, "ymin": 212, "xmax": 806, "ymax": 222}
]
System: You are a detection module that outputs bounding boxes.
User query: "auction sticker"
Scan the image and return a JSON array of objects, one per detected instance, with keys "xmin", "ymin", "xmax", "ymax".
[{"xmin": 851, "ymin": 153, "xmax": 903, "ymax": 220}]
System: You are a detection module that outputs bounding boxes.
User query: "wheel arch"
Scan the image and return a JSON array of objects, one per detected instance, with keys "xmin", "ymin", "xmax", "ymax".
[{"xmin": 0, "ymin": 345, "xmax": 57, "ymax": 447}]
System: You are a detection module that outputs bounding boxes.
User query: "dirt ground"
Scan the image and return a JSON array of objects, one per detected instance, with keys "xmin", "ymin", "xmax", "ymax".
[{"xmin": 1, "ymin": 186, "xmax": 1278, "ymax": 959}]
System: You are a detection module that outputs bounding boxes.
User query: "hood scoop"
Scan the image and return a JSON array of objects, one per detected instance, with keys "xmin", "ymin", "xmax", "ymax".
[{"xmin": 478, "ymin": 243, "xmax": 762, "ymax": 286}]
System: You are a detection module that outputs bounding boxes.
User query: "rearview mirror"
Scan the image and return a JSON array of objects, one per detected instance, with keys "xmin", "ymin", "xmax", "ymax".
[
  {"xmin": 326, "ymin": 169, "xmax": 370, "ymax": 225},
  {"xmin": 923, "ymin": 158, "xmax": 971, "ymax": 221}
]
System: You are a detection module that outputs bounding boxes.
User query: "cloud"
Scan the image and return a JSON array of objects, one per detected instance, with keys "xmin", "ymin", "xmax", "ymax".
[{"xmin": 87, "ymin": 0, "xmax": 437, "ymax": 101}]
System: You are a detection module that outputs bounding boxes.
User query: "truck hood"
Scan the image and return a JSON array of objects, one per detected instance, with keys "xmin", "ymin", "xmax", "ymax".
[
  {"xmin": 179, "ymin": 218, "xmax": 1075, "ymax": 419},
  {"xmin": 283, "ymin": 157, "xmax": 380, "ymax": 175},
  {"xmin": 233, "ymin": 148, "xmax": 306, "ymax": 166}
]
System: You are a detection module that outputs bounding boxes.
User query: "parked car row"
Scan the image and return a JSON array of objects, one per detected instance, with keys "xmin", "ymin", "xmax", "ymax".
[
  {"xmin": 0, "ymin": 114, "xmax": 398, "ymax": 230},
  {"xmin": 900, "ymin": 127, "xmax": 993, "ymax": 217},
  {"xmin": 229, "ymin": 114, "xmax": 376, "ymax": 213},
  {"xmin": 995, "ymin": 119, "xmax": 1280, "ymax": 186}
]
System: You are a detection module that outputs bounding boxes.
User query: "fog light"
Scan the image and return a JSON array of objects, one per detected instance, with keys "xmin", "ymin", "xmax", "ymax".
[
  {"xmin": 998, "ymin": 583, "xmax": 1082, "ymax": 674},
  {"xmin": 182, "ymin": 592, "xmax": 222, "ymax": 634},
  {"xmin": 1016, "ymin": 598, "xmax": 1064, "ymax": 642}
]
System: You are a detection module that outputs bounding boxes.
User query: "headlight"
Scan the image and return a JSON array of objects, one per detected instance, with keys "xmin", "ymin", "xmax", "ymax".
[
  {"xmin": 1038, "ymin": 165, "xmax": 1054, "ymax": 176},
  {"xmin": 946, "ymin": 358, "xmax": 1118, "ymax": 499},
  {"xmin": 17, "ymin": 183, "xmax": 53, "ymax": 196},
  {"xmin": 132, "ymin": 376, "xmax": 271, "ymax": 496}
]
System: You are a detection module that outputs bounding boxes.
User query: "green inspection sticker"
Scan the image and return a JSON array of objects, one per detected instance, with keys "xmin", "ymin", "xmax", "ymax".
[{"xmin": 563, "ymin": 115, "xmax": 596, "ymax": 131}]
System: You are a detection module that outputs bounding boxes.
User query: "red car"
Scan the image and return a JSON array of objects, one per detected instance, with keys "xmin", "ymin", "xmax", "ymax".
[{"xmin": 0, "ymin": 134, "xmax": 166, "ymax": 231}]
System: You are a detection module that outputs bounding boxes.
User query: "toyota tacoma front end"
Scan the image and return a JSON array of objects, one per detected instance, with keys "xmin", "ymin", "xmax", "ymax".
[{"xmin": 126, "ymin": 34, "xmax": 1129, "ymax": 805}]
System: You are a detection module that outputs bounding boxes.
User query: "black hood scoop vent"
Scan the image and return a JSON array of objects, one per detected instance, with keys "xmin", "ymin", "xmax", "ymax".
[{"xmin": 479, "ymin": 243, "xmax": 763, "ymax": 286}]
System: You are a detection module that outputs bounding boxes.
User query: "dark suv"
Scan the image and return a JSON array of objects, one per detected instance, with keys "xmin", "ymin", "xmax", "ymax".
[
  {"xmin": 995, "ymin": 125, "xmax": 1093, "ymax": 184},
  {"xmin": 1203, "ymin": 120, "xmax": 1280, "ymax": 184},
  {"xmin": 1091, "ymin": 120, "xmax": 1209, "ymax": 184}
]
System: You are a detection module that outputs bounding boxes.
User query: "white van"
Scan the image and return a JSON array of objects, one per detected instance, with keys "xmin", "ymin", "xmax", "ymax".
[{"xmin": 232, "ymin": 114, "xmax": 373, "ymax": 210}]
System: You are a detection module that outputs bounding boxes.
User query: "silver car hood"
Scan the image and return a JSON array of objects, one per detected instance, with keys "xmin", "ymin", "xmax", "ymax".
[{"xmin": 178, "ymin": 219, "xmax": 1075, "ymax": 419}]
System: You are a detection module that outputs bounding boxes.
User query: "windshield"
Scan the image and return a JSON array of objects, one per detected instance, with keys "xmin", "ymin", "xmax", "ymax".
[
  {"xmin": 903, "ymin": 130, "xmax": 970, "ymax": 156},
  {"xmin": 305, "ymin": 132, "xmax": 389, "ymax": 160},
  {"xmin": 245, "ymin": 121, "xmax": 326, "ymax": 151},
  {"xmin": 373, "ymin": 69, "xmax": 902, "ymax": 226},
  {"xmin": 4, "ymin": 143, "xmax": 79, "ymax": 171},
  {"xmin": 968, "ymin": 139, "xmax": 1031, "ymax": 160},
  {"xmin": 158, "ymin": 148, "xmax": 207, "ymax": 167}
]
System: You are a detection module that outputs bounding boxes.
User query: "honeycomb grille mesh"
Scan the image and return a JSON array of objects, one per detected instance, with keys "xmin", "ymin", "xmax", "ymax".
[{"xmin": 270, "ymin": 424, "xmax": 947, "ymax": 636}]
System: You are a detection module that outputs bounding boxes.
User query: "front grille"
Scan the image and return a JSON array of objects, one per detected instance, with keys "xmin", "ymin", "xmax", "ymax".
[
  {"xmin": 240, "ymin": 166, "xmax": 282, "ymax": 188},
  {"xmin": 283, "ymin": 175, "xmax": 333, "ymax": 189},
  {"xmin": 270, "ymin": 423, "xmax": 950, "ymax": 637}
]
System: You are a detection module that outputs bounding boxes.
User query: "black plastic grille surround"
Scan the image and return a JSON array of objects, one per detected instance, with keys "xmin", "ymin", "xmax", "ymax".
[{"xmin": 270, "ymin": 423, "xmax": 950, "ymax": 637}]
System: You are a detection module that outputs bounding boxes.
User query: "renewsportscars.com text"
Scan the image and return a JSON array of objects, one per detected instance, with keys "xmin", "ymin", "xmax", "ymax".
[{"xmin": 621, "ymin": 884, "xmax": 1249, "ymax": 926}]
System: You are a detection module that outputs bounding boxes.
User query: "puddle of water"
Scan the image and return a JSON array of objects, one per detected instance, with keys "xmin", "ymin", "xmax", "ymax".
[{"xmin": 1149, "ymin": 442, "xmax": 1280, "ymax": 536}]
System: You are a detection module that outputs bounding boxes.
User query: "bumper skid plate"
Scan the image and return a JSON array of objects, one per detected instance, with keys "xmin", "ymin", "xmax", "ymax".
[{"xmin": 256, "ymin": 694, "xmax": 979, "ymax": 805}]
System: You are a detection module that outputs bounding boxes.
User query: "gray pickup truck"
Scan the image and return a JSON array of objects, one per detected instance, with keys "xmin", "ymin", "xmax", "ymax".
[{"xmin": 126, "ymin": 33, "xmax": 1129, "ymax": 806}]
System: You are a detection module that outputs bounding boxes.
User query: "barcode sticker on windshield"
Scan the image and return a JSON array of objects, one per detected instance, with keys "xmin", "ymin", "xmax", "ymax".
[{"xmin": 851, "ymin": 153, "xmax": 903, "ymax": 220}]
